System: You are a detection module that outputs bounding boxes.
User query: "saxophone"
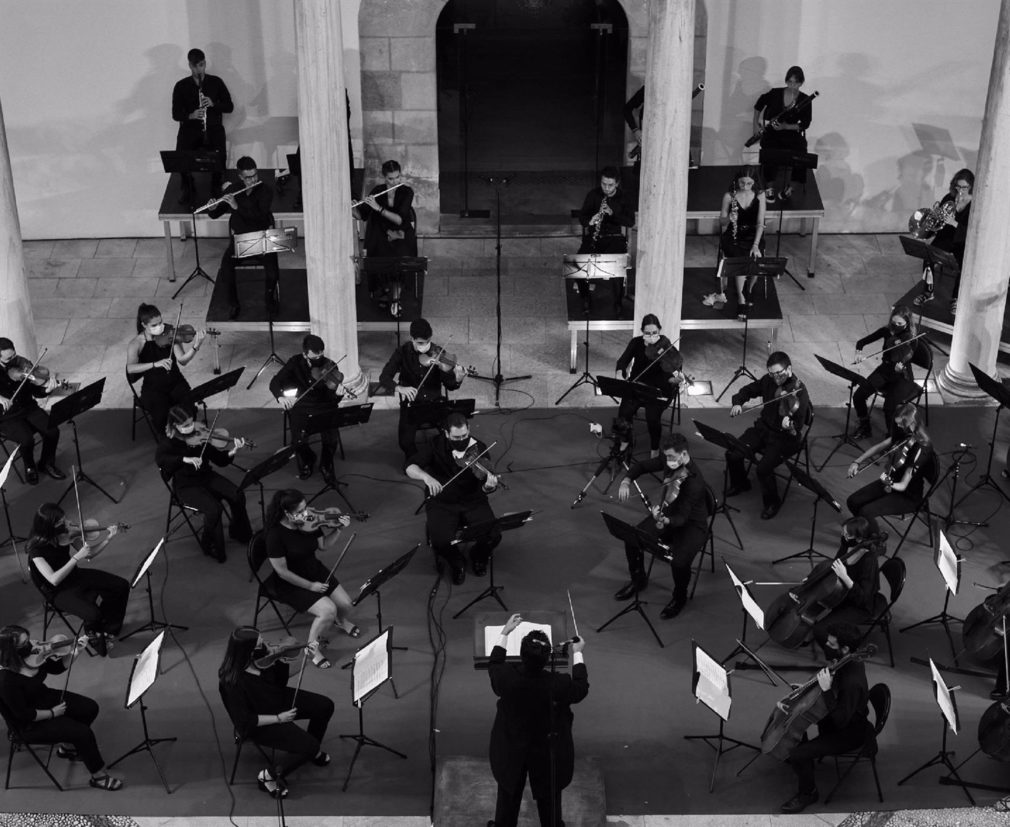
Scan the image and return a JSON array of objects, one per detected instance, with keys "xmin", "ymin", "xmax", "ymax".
[{"xmin": 591, "ymin": 195, "xmax": 609, "ymax": 244}]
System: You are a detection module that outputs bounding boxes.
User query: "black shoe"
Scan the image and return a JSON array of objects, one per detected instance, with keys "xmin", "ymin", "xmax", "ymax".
[
  {"xmin": 780, "ymin": 789, "xmax": 818, "ymax": 814},
  {"xmin": 660, "ymin": 597, "xmax": 687, "ymax": 619},
  {"xmin": 87, "ymin": 632, "xmax": 108, "ymax": 657},
  {"xmin": 297, "ymin": 461, "xmax": 315, "ymax": 481},
  {"xmin": 761, "ymin": 502, "xmax": 782, "ymax": 520},
  {"xmin": 40, "ymin": 464, "xmax": 66, "ymax": 481},
  {"xmin": 850, "ymin": 420, "xmax": 872, "ymax": 440},
  {"xmin": 24, "ymin": 467, "xmax": 39, "ymax": 485},
  {"xmin": 472, "ymin": 559, "xmax": 488, "ymax": 577},
  {"xmin": 614, "ymin": 577, "xmax": 648, "ymax": 601},
  {"xmin": 725, "ymin": 481, "xmax": 751, "ymax": 497},
  {"xmin": 451, "ymin": 566, "xmax": 466, "ymax": 586},
  {"xmin": 228, "ymin": 304, "xmax": 241, "ymax": 320},
  {"xmin": 320, "ymin": 466, "xmax": 336, "ymax": 487}
]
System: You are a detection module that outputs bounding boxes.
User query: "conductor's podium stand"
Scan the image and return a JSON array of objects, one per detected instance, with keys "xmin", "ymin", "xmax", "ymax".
[{"xmin": 434, "ymin": 755, "xmax": 606, "ymax": 826}]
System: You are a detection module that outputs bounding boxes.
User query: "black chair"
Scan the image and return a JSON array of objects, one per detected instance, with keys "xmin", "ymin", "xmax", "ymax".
[
  {"xmin": 882, "ymin": 455, "xmax": 940, "ymax": 558},
  {"xmin": 247, "ymin": 531, "xmax": 296, "ymax": 634},
  {"xmin": 219, "ymin": 688, "xmax": 280, "ymax": 786},
  {"xmin": 823, "ymin": 682, "xmax": 890, "ymax": 804},
  {"xmin": 744, "ymin": 407, "xmax": 814, "ymax": 506},
  {"xmin": 868, "ymin": 338, "xmax": 934, "ymax": 427},
  {"xmin": 158, "ymin": 468, "xmax": 203, "ymax": 545},
  {"xmin": 690, "ymin": 485, "xmax": 718, "ymax": 599},
  {"xmin": 856, "ymin": 556, "xmax": 906, "ymax": 668},
  {"xmin": 281, "ymin": 409, "xmax": 346, "ymax": 463},
  {"xmin": 0, "ymin": 696, "xmax": 63, "ymax": 791},
  {"xmin": 125, "ymin": 368, "xmax": 157, "ymax": 442}
]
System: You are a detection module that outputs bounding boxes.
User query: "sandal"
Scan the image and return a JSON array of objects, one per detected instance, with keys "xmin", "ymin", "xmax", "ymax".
[
  {"xmin": 56, "ymin": 745, "xmax": 80, "ymax": 761},
  {"xmin": 339, "ymin": 622, "xmax": 362, "ymax": 639},
  {"xmin": 257, "ymin": 769, "xmax": 288, "ymax": 799},
  {"xmin": 311, "ymin": 750, "xmax": 332, "ymax": 767},
  {"xmin": 89, "ymin": 773, "xmax": 123, "ymax": 791},
  {"xmin": 308, "ymin": 641, "xmax": 332, "ymax": 670}
]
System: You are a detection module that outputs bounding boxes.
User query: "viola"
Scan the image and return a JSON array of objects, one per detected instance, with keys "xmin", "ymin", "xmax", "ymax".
[
  {"xmin": 454, "ymin": 442, "xmax": 508, "ymax": 490},
  {"xmin": 23, "ymin": 633, "xmax": 89, "ymax": 669},
  {"xmin": 653, "ymin": 465, "xmax": 689, "ymax": 529},
  {"xmin": 291, "ymin": 506, "xmax": 349, "ymax": 532},
  {"xmin": 5, "ymin": 355, "xmax": 52, "ymax": 385},
  {"xmin": 253, "ymin": 636, "xmax": 309, "ymax": 670},
  {"xmin": 418, "ymin": 345, "xmax": 478, "ymax": 377},
  {"xmin": 962, "ymin": 582, "xmax": 1010, "ymax": 663},
  {"xmin": 183, "ymin": 421, "xmax": 256, "ymax": 451}
]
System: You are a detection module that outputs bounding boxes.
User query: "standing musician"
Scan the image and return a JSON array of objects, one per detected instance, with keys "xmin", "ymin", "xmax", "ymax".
[
  {"xmin": 263, "ymin": 489, "xmax": 360, "ymax": 671},
  {"xmin": 207, "ymin": 156, "xmax": 280, "ymax": 320},
  {"xmin": 406, "ymin": 412, "xmax": 501, "ymax": 585},
  {"xmin": 379, "ymin": 318, "xmax": 468, "ymax": 461},
  {"xmin": 156, "ymin": 405, "xmax": 252, "ymax": 563},
  {"xmin": 753, "ymin": 66, "xmax": 812, "ymax": 201},
  {"xmin": 614, "ymin": 432, "xmax": 709, "ymax": 619},
  {"xmin": 126, "ymin": 303, "xmax": 203, "ymax": 434},
  {"xmin": 851, "ymin": 304, "xmax": 919, "ymax": 440},
  {"xmin": 269, "ymin": 334, "xmax": 344, "ymax": 486},
  {"xmin": 614, "ymin": 315, "xmax": 686, "ymax": 458},
  {"xmin": 623, "ymin": 85, "xmax": 646, "ymax": 168},
  {"xmin": 0, "ymin": 338, "xmax": 64, "ymax": 484},
  {"xmin": 488, "ymin": 612, "xmax": 588, "ymax": 827},
  {"xmin": 0, "ymin": 625, "xmax": 124, "ymax": 791},
  {"xmin": 777, "ymin": 621, "xmax": 872, "ymax": 814},
  {"xmin": 913, "ymin": 168, "xmax": 974, "ymax": 316},
  {"xmin": 171, "ymin": 48, "xmax": 233, "ymax": 208},
  {"xmin": 847, "ymin": 402, "xmax": 934, "ymax": 519},
  {"xmin": 352, "ymin": 159, "xmax": 416, "ymax": 313},
  {"xmin": 27, "ymin": 504, "xmax": 130, "ymax": 658},
  {"xmin": 726, "ymin": 351, "xmax": 812, "ymax": 520},
  {"xmin": 575, "ymin": 167, "xmax": 635, "ymax": 316},
  {"xmin": 218, "ymin": 626, "xmax": 334, "ymax": 798}
]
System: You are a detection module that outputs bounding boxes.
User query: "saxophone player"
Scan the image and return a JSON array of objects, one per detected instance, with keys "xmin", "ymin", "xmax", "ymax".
[{"xmin": 576, "ymin": 167, "xmax": 635, "ymax": 317}]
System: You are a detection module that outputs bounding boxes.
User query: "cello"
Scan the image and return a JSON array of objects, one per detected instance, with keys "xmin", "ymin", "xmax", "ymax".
[
  {"xmin": 977, "ymin": 616, "xmax": 1010, "ymax": 761},
  {"xmin": 962, "ymin": 581, "xmax": 1010, "ymax": 663}
]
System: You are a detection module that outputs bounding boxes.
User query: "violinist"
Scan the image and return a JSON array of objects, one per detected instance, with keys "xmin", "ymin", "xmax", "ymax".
[
  {"xmin": 218, "ymin": 626, "xmax": 334, "ymax": 798},
  {"xmin": 846, "ymin": 402, "xmax": 934, "ymax": 519},
  {"xmin": 778, "ymin": 622, "xmax": 871, "ymax": 814},
  {"xmin": 379, "ymin": 318, "xmax": 468, "ymax": 460},
  {"xmin": 850, "ymin": 305, "xmax": 919, "ymax": 440},
  {"xmin": 126, "ymin": 303, "xmax": 203, "ymax": 433},
  {"xmin": 0, "ymin": 338, "xmax": 65, "ymax": 485},
  {"xmin": 264, "ymin": 489, "xmax": 360, "ymax": 670},
  {"xmin": 156, "ymin": 405, "xmax": 252, "ymax": 562},
  {"xmin": 615, "ymin": 432, "xmax": 709, "ymax": 619},
  {"xmin": 614, "ymin": 315, "xmax": 686, "ymax": 458},
  {"xmin": 405, "ymin": 412, "xmax": 501, "ymax": 585},
  {"xmin": 725, "ymin": 351, "xmax": 812, "ymax": 520},
  {"xmin": 0, "ymin": 625, "xmax": 124, "ymax": 791},
  {"xmin": 269, "ymin": 334, "xmax": 343, "ymax": 485},
  {"xmin": 27, "ymin": 504, "xmax": 130, "ymax": 657}
]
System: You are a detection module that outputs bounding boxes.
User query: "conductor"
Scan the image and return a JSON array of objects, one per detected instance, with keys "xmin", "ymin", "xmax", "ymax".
[{"xmin": 488, "ymin": 612, "xmax": 589, "ymax": 827}]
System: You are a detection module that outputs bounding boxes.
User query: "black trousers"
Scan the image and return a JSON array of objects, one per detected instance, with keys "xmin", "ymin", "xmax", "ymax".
[
  {"xmin": 140, "ymin": 379, "xmax": 193, "ymax": 435},
  {"xmin": 176, "ymin": 124, "xmax": 225, "ymax": 199},
  {"xmin": 847, "ymin": 480, "xmax": 919, "ymax": 520},
  {"xmin": 217, "ymin": 245, "xmax": 280, "ymax": 307},
  {"xmin": 176, "ymin": 474, "xmax": 252, "ymax": 555},
  {"xmin": 251, "ymin": 687, "xmax": 334, "ymax": 778},
  {"xmin": 20, "ymin": 689, "xmax": 104, "ymax": 774},
  {"xmin": 51, "ymin": 570, "xmax": 131, "ymax": 636},
  {"xmin": 617, "ymin": 396, "xmax": 667, "ymax": 451},
  {"xmin": 398, "ymin": 399, "xmax": 447, "ymax": 460},
  {"xmin": 624, "ymin": 517, "xmax": 701, "ymax": 599},
  {"xmin": 726, "ymin": 423, "xmax": 801, "ymax": 507},
  {"xmin": 426, "ymin": 498, "xmax": 501, "ymax": 571},
  {"xmin": 0, "ymin": 407, "xmax": 59, "ymax": 470},
  {"xmin": 494, "ymin": 770, "xmax": 563, "ymax": 827},
  {"xmin": 853, "ymin": 366, "xmax": 915, "ymax": 421},
  {"xmin": 288, "ymin": 403, "xmax": 340, "ymax": 473},
  {"xmin": 788, "ymin": 724, "xmax": 871, "ymax": 794}
]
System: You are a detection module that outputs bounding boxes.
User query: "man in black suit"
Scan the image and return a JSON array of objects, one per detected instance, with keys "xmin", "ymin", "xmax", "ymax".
[{"xmin": 488, "ymin": 613, "xmax": 589, "ymax": 827}]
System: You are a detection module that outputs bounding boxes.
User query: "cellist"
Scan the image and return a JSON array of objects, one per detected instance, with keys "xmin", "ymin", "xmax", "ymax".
[{"xmin": 778, "ymin": 621, "xmax": 872, "ymax": 814}]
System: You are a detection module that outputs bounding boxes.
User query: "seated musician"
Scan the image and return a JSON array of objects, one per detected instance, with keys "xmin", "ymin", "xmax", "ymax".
[
  {"xmin": 850, "ymin": 305, "xmax": 919, "ymax": 440},
  {"xmin": 262, "ymin": 489, "xmax": 359, "ymax": 670},
  {"xmin": 614, "ymin": 432, "xmax": 708, "ymax": 619},
  {"xmin": 380, "ymin": 318, "xmax": 468, "ymax": 461},
  {"xmin": 269, "ymin": 334, "xmax": 344, "ymax": 485},
  {"xmin": 725, "ymin": 351, "xmax": 812, "ymax": 520},
  {"xmin": 126, "ymin": 303, "xmax": 203, "ymax": 434},
  {"xmin": 913, "ymin": 168, "xmax": 973, "ymax": 315},
  {"xmin": 352, "ymin": 159, "xmax": 416, "ymax": 314},
  {"xmin": 0, "ymin": 625, "xmax": 124, "ymax": 791},
  {"xmin": 0, "ymin": 338, "xmax": 64, "ymax": 484},
  {"xmin": 206, "ymin": 156, "xmax": 280, "ymax": 320},
  {"xmin": 614, "ymin": 314, "xmax": 685, "ymax": 459},
  {"xmin": 406, "ymin": 412, "xmax": 501, "ymax": 585},
  {"xmin": 156, "ymin": 405, "xmax": 252, "ymax": 563},
  {"xmin": 778, "ymin": 621, "xmax": 872, "ymax": 814},
  {"xmin": 27, "ymin": 503, "xmax": 130, "ymax": 657},
  {"xmin": 218, "ymin": 626, "xmax": 334, "ymax": 798},
  {"xmin": 846, "ymin": 402, "xmax": 934, "ymax": 519},
  {"xmin": 576, "ymin": 166, "xmax": 635, "ymax": 316}
]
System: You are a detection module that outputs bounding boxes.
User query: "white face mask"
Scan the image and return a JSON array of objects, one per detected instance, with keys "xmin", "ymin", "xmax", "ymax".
[
  {"xmin": 414, "ymin": 341, "xmax": 432, "ymax": 354},
  {"xmin": 149, "ymin": 322, "xmax": 165, "ymax": 336}
]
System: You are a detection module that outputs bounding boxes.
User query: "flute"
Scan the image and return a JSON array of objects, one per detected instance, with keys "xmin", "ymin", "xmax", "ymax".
[
  {"xmin": 193, "ymin": 180, "xmax": 262, "ymax": 214},
  {"xmin": 351, "ymin": 182, "xmax": 404, "ymax": 209}
]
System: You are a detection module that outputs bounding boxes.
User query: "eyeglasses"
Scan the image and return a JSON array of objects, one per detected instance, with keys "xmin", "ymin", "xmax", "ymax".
[{"xmin": 768, "ymin": 368, "xmax": 788, "ymax": 378}]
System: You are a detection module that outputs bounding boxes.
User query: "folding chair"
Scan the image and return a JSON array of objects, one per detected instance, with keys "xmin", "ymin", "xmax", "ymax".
[
  {"xmin": 247, "ymin": 532, "xmax": 297, "ymax": 633},
  {"xmin": 882, "ymin": 455, "xmax": 940, "ymax": 557},
  {"xmin": 159, "ymin": 468, "xmax": 203, "ymax": 545},
  {"xmin": 856, "ymin": 557, "xmax": 906, "ymax": 668},
  {"xmin": 824, "ymin": 682, "xmax": 890, "ymax": 804},
  {"xmin": 0, "ymin": 697, "xmax": 63, "ymax": 791},
  {"xmin": 690, "ymin": 485, "xmax": 718, "ymax": 599},
  {"xmin": 125, "ymin": 367, "xmax": 157, "ymax": 442}
]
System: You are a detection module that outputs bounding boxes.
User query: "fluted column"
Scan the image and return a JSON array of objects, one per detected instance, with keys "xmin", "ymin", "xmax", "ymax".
[
  {"xmin": 633, "ymin": 0, "xmax": 695, "ymax": 339},
  {"xmin": 938, "ymin": 0, "xmax": 1010, "ymax": 399},
  {"xmin": 294, "ymin": 0, "xmax": 366, "ymax": 399},
  {"xmin": 0, "ymin": 97, "xmax": 37, "ymax": 356}
]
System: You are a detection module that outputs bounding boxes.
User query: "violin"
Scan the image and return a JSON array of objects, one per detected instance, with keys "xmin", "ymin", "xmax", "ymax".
[
  {"xmin": 253, "ymin": 636, "xmax": 309, "ymax": 670},
  {"xmin": 183, "ymin": 421, "xmax": 256, "ymax": 451},
  {"xmin": 418, "ymin": 345, "xmax": 477, "ymax": 377},
  {"xmin": 22, "ymin": 633, "xmax": 89, "ymax": 669},
  {"xmin": 310, "ymin": 358, "xmax": 344, "ymax": 392},
  {"xmin": 776, "ymin": 378, "xmax": 804, "ymax": 435},
  {"xmin": 880, "ymin": 436, "xmax": 916, "ymax": 489},
  {"xmin": 5, "ymin": 355, "xmax": 53, "ymax": 385},
  {"xmin": 151, "ymin": 323, "xmax": 203, "ymax": 348},
  {"xmin": 291, "ymin": 506, "xmax": 349, "ymax": 532},
  {"xmin": 652, "ymin": 465, "xmax": 689, "ymax": 529},
  {"xmin": 454, "ymin": 442, "xmax": 508, "ymax": 490},
  {"xmin": 58, "ymin": 518, "xmax": 130, "ymax": 557}
]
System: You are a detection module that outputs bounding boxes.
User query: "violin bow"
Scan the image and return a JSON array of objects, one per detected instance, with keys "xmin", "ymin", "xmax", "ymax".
[
  {"xmin": 323, "ymin": 531, "xmax": 356, "ymax": 584},
  {"xmin": 853, "ymin": 331, "xmax": 927, "ymax": 364},
  {"xmin": 197, "ymin": 409, "xmax": 224, "ymax": 463},
  {"xmin": 410, "ymin": 346, "xmax": 449, "ymax": 407},
  {"xmin": 293, "ymin": 353, "xmax": 348, "ymax": 406},
  {"xmin": 741, "ymin": 386, "xmax": 802, "ymax": 414},
  {"xmin": 413, "ymin": 441, "xmax": 497, "ymax": 516},
  {"xmin": 7, "ymin": 346, "xmax": 48, "ymax": 406},
  {"xmin": 168, "ymin": 303, "xmax": 184, "ymax": 358},
  {"xmin": 1003, "ymin": 616, "xmax": 1009, "ymax": 702},
  {"xmin": 290, "ymin": 646, "xmax": 310, "ymax": 708},
  {"xmin": 853, "ymin": 435, "xmax": 914, "ymax": 475},
  {"xmin": 71, "ymin": 465, "xmax": 87, "ymax": 557},
  {"xmin": 629, "ymin": 343, "xmax": 678, "ymax": 385}
]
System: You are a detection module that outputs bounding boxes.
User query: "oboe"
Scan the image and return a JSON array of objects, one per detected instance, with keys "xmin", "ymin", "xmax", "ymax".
[
  {"xmin": 591, "ymin": 196, "xmax": 609, "ymax": 243},
  {"xmin": 197, "ymin": 79, "xmax": 208, "ymax": 133}
]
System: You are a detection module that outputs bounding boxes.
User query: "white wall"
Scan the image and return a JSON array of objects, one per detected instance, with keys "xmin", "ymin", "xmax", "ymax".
[{"xmin": 702, "ymin": 0, "xmax": 999, "ymax": 232}]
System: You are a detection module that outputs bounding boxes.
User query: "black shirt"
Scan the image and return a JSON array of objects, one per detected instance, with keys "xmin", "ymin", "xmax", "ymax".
[
  {"xmin": 578, "ymin": 186, "xmax": 635, "ymax": 238},
  {"xmin": 208, "ymin": 175, "xmax": 275, "ymax": 235},
  {"xmin": 219, "ymin": 662, "xmax": 291, "ymax": 739},
  {"xmin": 731, "ymin": 374, "xmax": 812, "ymax": 435},
  {"xmin": 156, "ymin": 436, "xmax": 234, "ymax": 487},
  {"xmin": 616, "ymin": 336, "xmax": 684, "ymax": 393},
  {"xmin": 379, "ymin": 342, "xmax": 464, "ymax": 400},
  {"xmin": 0, "ymin": 660, "xmax": 66, "ymax": 728},
  {"xmin": 625, "ymin": 457, "xmax": 709, "ymax": 535},
  {"xmin": 408, "ymin": 433, "xmax": 492, "ymax": 505},
  {"xmin": 268, "ymin": 354, "xmax": 343, "ymax": 407},
  {"xmin": 754, "ymin": 88, "xmax": 813, "ymax": 132},
  {"xmin": 0, "ymin": 364, "xmax": 48, "ymax": 415},
  {"xmin": 172, "ymin": 73, "xmax": 234, "ymax": 130},
  {"xmin": 818, "ymin": 659, "xmax": 869, "ymax": 736}
]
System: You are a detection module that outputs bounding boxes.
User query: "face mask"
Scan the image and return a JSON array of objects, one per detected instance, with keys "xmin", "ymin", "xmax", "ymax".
[
  {"xmin": 822, "ymin": 641, "xmax": 840, "ymax": 660},
  {"xmin": 149, "ymin": 323, "xmax": 165, "ymax": 336},
  {"xmin": 448, "ymin": 437, "xmax": 470, "ymax": 452},
  {"xmin": 889, "ymin": 323, "xmax": 905, "ymax": 335},
  {"xmin": 16, "ymin": 640, "xmax": 32, "ymax": 658},
  {"xmin": 308, "ymin": 356, "xmax": 325, "ymax": 367},
  {"xmin": 252, "ymin": 643, "xmax": 268, "ymax": 661},
  {"xmin": 415, "ymin": 341, "xmax": 432, "ymax": 354},
  {"xmin": 176, "ymin": 422, "xmax": 195, "ymax": 435}
]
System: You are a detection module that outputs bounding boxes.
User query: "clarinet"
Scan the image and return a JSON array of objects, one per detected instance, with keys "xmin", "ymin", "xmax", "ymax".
[{"xmin": 591, "ymin": 195, "xmax": 609, "ymax": 244}]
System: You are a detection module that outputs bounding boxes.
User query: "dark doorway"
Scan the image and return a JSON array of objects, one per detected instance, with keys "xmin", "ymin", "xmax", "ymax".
[{"xmin": 436, "ymin": 0, "xmax": 629, "ymax": 222}]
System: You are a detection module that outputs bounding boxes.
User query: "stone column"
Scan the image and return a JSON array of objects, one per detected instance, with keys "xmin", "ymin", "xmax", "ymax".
[
  {"xmin": 633, "ymin": 0, "xmax": 694, "ymax": 340},
  {"xmin": 938, "ymin": 0, "xmax": 1010, "ymax": 399},
  {"xmin": 294, "ymin": 0, "xmax": 367, "ymax": 399},
  {"xmin": 0, "ymin": 97, "xmax": 36, "ymax": 356}
]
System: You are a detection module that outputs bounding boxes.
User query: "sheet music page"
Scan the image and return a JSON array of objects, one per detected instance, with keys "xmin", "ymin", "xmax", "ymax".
[
  {"xmin": 0, "ymin": 447, "xmax": 18, "ymax": 489},
  {"xmin": 726, "ymin": 564, "xmax": 765, "ymax": 630},
  {"xmin": 484, "ymin": 622, "xmax": 553, "ymax": 657},
  {"xmin": 353, "ymin": 630, "xmax": 390, "ymax": 704},
  {"xmin": 936, "ymin": 531, "xmax": 960, "ymax": 595},
  {"xmin": 930, "ymin": 658, "xmax": 958, "ymax": 735},
  {"xmin": 694, "ymin": 646, "xmax": 731, "ymax": 721},
  {"xmin": 128, "ymin": 631, "xmax": 165, "ymax": 708}
]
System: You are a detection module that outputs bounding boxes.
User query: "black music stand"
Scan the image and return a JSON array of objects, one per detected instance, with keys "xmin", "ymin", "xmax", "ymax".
[
  {"xmin": 180, "ymin": 367, "xmax": 245, "ymax": 410},
  {"xmin": 813, "ymin": 354, "xmax": 872, "ymax": 470},
  {"xmin": 955, "ymin": 364, "xmax": 1010, "ymax": 509},
  {"xmin": 407, "ymin": 397, "xmax": 476, "ymax": 430},
  {"xmin": 303, "ymin": 404, "xmax": 374, "ymax": 519},
  {"xmin": 773, "ymin": 462, "xmax": 840, "ymax": 565},
  {"xmin": 247, "ymin": 319, "xmax": 284, "ymax": 389},
  {"xmin": 356, "ymin": 256, "xmax": 427, "ymax": 316},
  {"xmin": 121, "ymin": 538, "xmax": 188, "ymax": 640},
  {"xmin": 161, "ymin": 150, "xmax": 223, "ymax": 297},
  {"xmin": 597, "ymin": 512, "xmax": 666, "ymax": 648},
  {"xmin": 51, "ymin": 379, "xmax": 118, "ymax": 507},
  {"xmin": 452, "ymin": 511, "xmax": 533, "ymax": 619},
  {"xmin": 693, "ymin": 418, "xmax": 755, "ymax": 499},
  {"xmin": 720, "ymin": 562, "xmax": 786, "ymax": 686},
  {"xmin": 900, "ymin": 235, "xmax": 960, "ymax": 280},
  {"xmin": 238, "ymin": 446, "xmax": 297, "ymax": 525},
  {"xmin": 901, "ymin": 530, "xmax": 963, "ymax": 664},
  {"xmin": 759, "ymin": 147, "xmax": 818, "ymax": 286},
  {"xmin": 0, "ymin": 449, "xmax": 28, "ymax": 581},
  {"xmin": 715, "ymin": 257, "xmax": 787, "ymax": 402}
]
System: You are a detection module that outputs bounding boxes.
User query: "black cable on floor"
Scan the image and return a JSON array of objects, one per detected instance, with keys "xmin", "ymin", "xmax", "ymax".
[{"xmin": 426, "ymin": 569, "xmax": 450, "ymax": 819}]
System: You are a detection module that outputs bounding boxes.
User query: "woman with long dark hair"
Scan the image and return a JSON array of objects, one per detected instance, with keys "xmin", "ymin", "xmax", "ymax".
[{"xmin": 913, "ymin": 168, "xmax": 974, "ymax": 315}]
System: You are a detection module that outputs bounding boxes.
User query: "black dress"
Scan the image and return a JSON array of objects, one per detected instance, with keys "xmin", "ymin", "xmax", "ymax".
[
  {"xmin": 136, "ymin": 338, "xmax": 192, "ymax": 433},
  {"xmin": 720, "ymin": 194, "xmax": 765, "ymax": 257},
  {"xmin": 754, "ymin": 87, "xmax": 812, "ymax": 185},
  {"xmin": 265, "ymin": 525, "xmax": 339, "ymax": 612}
]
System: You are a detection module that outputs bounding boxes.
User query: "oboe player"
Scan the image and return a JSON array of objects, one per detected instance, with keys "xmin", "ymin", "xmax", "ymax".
[{"xmin": 575, "ymin": 167, "xmax": 635, "ymax": 316}]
